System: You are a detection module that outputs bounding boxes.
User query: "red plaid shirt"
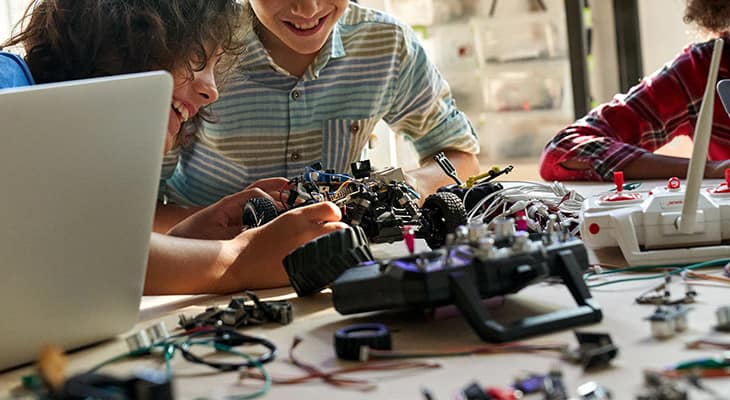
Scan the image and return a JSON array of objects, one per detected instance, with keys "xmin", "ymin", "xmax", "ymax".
[{"xmin": 540, "ymin": 38, "xmax": 730, "ymax": 181}]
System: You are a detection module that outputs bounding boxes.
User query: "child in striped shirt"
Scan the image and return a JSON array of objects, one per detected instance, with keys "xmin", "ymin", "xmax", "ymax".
[{"xmin": 156, "ymin": 0, "xmax": 481, "ymax": 229}]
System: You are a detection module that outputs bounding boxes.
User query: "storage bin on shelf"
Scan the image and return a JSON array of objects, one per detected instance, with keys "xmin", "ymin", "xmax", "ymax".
[
  {"xmin": 474, "ymin": 12, "xmax": 566, "ymax": 64},
  {"xmin": 478, "ymin": 112, "xmax": 568, "ymax": 162},
  {"xmin": 420, "ymin": 21, "xmax": 479, "ymax": 71},
  {"xmin": 384, "ymin": 0, "xmax": 479, "ymax": 26},
  {"xmin": 480, "ymin": 61, "xmax": 565, "ymax": 112}
]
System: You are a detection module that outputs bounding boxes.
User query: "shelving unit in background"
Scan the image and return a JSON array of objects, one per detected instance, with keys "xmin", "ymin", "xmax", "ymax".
[{"xmin": 363, "ymin": 0, "xmax": 581, "ymax": 177}]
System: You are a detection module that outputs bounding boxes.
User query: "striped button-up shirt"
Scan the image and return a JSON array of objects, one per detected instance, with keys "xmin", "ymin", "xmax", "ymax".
[
  {"xmin": 161, "ymin": 3, "xmax": 479, "ymax": 206},
  {"xmin": 540, "ymin": 38, "xmax": 730, "ymax": 181}
]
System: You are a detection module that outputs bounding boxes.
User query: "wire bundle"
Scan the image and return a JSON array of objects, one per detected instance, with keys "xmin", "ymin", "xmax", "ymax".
[
  {"xmin": 583, "ymin": 258, "xmax": 730, "ymax": 288},
  {"xmin": 466, "ymin": 181, "xmax": 584, "ymax": 234},
  {"xmin": 88, "ymin": 326, "xmax": 277, "ymax": 399}
]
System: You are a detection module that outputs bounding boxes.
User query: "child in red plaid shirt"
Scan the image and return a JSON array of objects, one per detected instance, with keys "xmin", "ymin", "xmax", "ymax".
[{"xmin": 540, "ymin": 0, "xmax": 730, "ymax": 181}]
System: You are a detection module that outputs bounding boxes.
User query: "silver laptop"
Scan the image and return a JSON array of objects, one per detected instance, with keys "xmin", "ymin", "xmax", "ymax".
[{"xmin": 0, "ymin": 71, "xmax": 172, "ymax": 370}]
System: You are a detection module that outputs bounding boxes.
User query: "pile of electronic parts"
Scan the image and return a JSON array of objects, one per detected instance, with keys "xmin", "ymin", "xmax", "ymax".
[{"xmin": 244, "ymin": 159, "xmax": 466, "ymax": 249}]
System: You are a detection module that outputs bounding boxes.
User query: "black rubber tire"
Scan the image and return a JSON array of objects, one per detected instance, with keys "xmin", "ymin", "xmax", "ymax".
[
  {"xmin": 283, "ymin": 226, "xmax": 374, "ymax": 296},
  {"xmin": 421, "ymin": 192, "xmax": 467, "ymax": 249},
  {"xmin": 242, "ymin": 197, "xmax": 279, "ymax": 227}
]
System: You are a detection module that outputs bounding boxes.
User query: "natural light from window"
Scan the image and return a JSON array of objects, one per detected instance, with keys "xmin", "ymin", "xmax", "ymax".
[{"xmin": 1, "ymin": 0, "xmax": 27, "ymax": 44}]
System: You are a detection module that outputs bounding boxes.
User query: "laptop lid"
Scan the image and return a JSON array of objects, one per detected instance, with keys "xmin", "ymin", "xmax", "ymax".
[{"xmin": 0, "ymin": 71, "xmax": 172, "ymax": 369}]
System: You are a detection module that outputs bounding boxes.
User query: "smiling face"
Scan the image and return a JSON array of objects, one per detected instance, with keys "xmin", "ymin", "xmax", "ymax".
[
  {"xmin": 249, "ymin": 0, "xmax": 348, "ymax": 56},
  {"xmin": 165, "ymin": 51, "xmax": 222, "ymax": 152}
]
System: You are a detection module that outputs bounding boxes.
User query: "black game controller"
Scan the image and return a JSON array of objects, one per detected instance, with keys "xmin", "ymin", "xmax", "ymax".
[{"xmin": 330, "ymin": 223, "xmax": 603, "ymax": 342}]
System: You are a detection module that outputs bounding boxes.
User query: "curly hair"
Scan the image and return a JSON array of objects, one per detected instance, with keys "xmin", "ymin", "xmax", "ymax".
[
  {"xmin": 684, "ymin": 0, "xmax": 730, "ymax": 34},
  {"xmin": 2, "ymin": 0, "xmax": 248, "ymax": 146}
]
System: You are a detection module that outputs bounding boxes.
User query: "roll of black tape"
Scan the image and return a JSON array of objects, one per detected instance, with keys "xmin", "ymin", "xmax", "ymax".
[{"xmin": 334, "ymin": 323, "xmax": 391, "ymax": 361}]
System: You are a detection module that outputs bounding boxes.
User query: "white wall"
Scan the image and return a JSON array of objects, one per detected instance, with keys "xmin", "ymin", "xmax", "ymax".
[
  {"xmin": 638, "ymin": 0, "xmax": 699, "ymax": 76},
  {"xmin": 1, "ymin": 0, "xmax": 27, "ymax": 44}
]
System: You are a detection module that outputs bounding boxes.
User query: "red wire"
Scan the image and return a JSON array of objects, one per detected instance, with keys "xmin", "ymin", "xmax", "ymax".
[
  {"xmin": 365, "ymin": 342, "xmax": 566, "ymax": 360},
  {"xmin": 656, "ymin": 368, "xmax": 730, "ymax": 379},
  {"xmin": 278, "ymin": 181, "xmax": 293, "ymax": 210},
  {"xmin": 241, "ymin": 337, "xmax": 440, "ymax": 391}
]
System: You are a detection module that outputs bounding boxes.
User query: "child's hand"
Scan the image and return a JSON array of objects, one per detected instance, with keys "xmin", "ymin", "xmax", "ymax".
[
  {"xmin": 167, "ymin": 187, "xmax": 282, "ymax": 240},
  {"xmin": 223, "ymin": 202, "xmax": 349, "ymax": 288},
  {"xmin": 245, "ymin": 177, "xmax": 290, "ymax": 199}
]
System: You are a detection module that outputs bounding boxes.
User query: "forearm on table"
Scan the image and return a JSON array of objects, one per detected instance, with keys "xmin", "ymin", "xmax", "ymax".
[
  {"xmin": 407, "ymin": 150, "xmax": 480, "ymax": 196},
  {"xmin": 561, "ymin": 153, "xmax": 727, "ymax": 180},
  {"xmin": 145, "ymin": 233, "xmax": 237, "ymax": 295},
  {"xmin": 145, "ymin": 233, "xmax": 291, "ymax": 295},
  {"xmin": 154, "ymin": 203, "xmax": 204, "ymax": 233}
]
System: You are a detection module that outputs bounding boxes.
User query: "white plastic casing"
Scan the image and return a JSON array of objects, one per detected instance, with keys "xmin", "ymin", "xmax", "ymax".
[{"xmin": 580, "ymin": 181, "xmax": 730, "ymax": 266}]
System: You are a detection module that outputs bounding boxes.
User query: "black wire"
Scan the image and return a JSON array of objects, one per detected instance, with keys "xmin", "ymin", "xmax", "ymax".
[{"xmin": 178, "ymin": 328, "xmax": 277, "ymax": 371}]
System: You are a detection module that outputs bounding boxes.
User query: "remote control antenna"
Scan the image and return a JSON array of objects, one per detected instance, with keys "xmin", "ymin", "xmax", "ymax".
[
  {"xmin": 433, "ymin": 152, "xmax": 463, "ymax": 186},
  {"xmin": 679, "ymin": 38, "xmax": 724, "ymax": 233}
]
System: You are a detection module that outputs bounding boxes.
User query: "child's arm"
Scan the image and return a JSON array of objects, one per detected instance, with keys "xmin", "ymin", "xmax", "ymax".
[
  {"xmin": 383, "ymin": 24, "xmax": 479, "ymax": 189},
  {"xmin": 153, "ymin": 204, "xmax": 203, "ymax": 234},
  {"xmin": 540, "ymin": 40, "xmax": 723, "ymax": 181},
  {"xmin": 556, "ymin": 153, "xmax": 730, "ymax": 180},
  {"xmin": 406, "ymin": 149, "xmax": 479, "ymax": 199},
  {"xmin": 164, "ymin": 178, "xmax": 288, "ymax": 240},
  {"xmin": 144, "ymin": 202, "xmax": 347, "ymax": 295},
  {"xmin": 154, "ymin": 177, "xmax": 290, "ymax": 236}
]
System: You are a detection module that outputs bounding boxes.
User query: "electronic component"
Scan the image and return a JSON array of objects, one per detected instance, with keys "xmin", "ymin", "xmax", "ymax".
[
  {"xmin": 433, "ymin": 152, "xmax": 464, "ymax": 186},
  {"xmin": 715, "ymin": 305, "xmax": 730, "ymax": 331},
  {"xmin": 334, "ymin": 323, "xmax": 392, "ymax": 361},
  {"xmin": 512, "ymin": 374, "xmax": 545, "ymax": 394},
  {"xmin": 458, "ymin": 382, "xmax": 520, "ymax": 400},
  {"xmin": 576, "ymin": 381, "xmax": 612, "ymax": 400},
  {"xmin": 564, "ymin": 331, "xmax": 618, "ymax": 370},
  {"xmin": 57, "ymin": 370, "xmax": 173, "ymax": 400},
  {"xmin": 636, "ymin": 371, "xmax": 689, "ymax": 400},
  {"xmin": 331, "ymin": 222, "xmax": 602, "ymax": 342},
  {"xmin": 434, "ymin": 153, "xmax": 513, "ymax": 213},
  {"xmin": 178, "ymin": 292, "xmax": 292, "ymax": 330},
  {"xmin": 460, "ymin": 382, "xmax": 492, "ymax": 400},
  {"xmin": 646, "ymin": 305, "xmax": 692, "ymax": 340},
  {"xmin": 542, "ymin": 369, "xmax": 568, "ymax": 400},
  {"xmin": 635, "ymin": 274, "xmax": 697, "ymax": 306},
  {"xmin": 466, "ymin": 181, "xmax": 583, "ymax": 236},
  {"xmin": 125, "ymin": 322, "xmax": 171, "ymax": 353}
]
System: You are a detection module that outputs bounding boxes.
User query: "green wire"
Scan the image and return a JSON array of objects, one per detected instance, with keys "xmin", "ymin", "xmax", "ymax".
[
  {"xmin": 87, "ymin": 348, "xmax": 149, "ymax": 373},
  {"xmin": 584, "ymin": 258, "xmax": 730, "ymax": 288},
  {"xmin": 85, "ymin": 336, "xmax": 272, "ymax": 399}
]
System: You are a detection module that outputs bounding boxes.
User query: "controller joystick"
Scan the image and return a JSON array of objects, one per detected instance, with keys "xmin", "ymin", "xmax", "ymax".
[
  {"xmin": 598, "ymin": 171, "xmax": 642, "ymax": 204},
  {"xmin": 666, "ymin": 177, "xmax": 681, "ymax": 191},
  {"xmin": 709, "ymin": 168, "xmax": 730, "ymax": 195}
]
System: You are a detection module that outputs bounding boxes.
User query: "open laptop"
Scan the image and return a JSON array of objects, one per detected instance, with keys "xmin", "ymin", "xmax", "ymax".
[{"xmin": 0, "ymin": 71, "xmax": 172, "ymax": 370}]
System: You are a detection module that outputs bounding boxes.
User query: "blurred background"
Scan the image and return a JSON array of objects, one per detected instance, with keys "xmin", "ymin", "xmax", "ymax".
[
  {"xmin": 2, "ymin": 0, "xmax": 702, "ymax": 179},
  {"xmin": 359, "ymin": 0, "xmax": 699, "ymax": 179}
]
